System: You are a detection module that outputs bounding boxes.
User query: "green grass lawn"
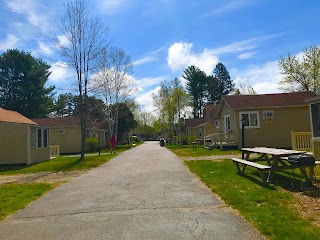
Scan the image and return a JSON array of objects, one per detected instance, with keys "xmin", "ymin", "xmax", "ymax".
[
  {"xmin": 186, "ymin": 159, "xmax": 320, "ymax": 240},
  {"xmin": 0, "ymin": 144, "xmax": 137, "ymax": 221},
  {"xmin": 166, "ymin": 144, "xmax": 241, "ymax": 157},
  {"xmin": 0, "ymin": 145, "xmax": 133, "ymax": 175},
  {"xmin": 0, "ymin": 183, "xmax": 56, "ymax": 221}
]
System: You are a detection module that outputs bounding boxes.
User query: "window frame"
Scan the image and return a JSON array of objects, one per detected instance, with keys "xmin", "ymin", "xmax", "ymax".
[
  {"xmin": 263, "ymin": 110, "xmax": 274, "ymax": 119},
  {"xmin": 215, "ymin": 119, "xmax": 220, "ymax": 129},
  {"xmin": 36, "ymin": 128, "xmax": 49, "ymax": 148},
  {"xmin": 239, "ymin": 111, "xmax": 260, "ymax": 129},
  {"xmin": 58, "ymin": 128, "xmax": 65, "ymax": 134},
  {"xmin": 224, "ymin": 114, "xmax": 231, "ymax": 133}
]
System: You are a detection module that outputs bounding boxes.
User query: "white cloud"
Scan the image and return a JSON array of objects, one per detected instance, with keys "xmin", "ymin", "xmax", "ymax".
[
  {"xmin": 238, "ymin": 52, "xmax": 255, "ymax": 59},
  {"xmin": 133, "ymin": 56, "xmax": 156, "ymax": 66},
  {"xmin": 5, "ymin": 0, "xmax": 48, "ymax": 27},
  {"xmin": 137, "ymin": 76, "xmax": 168, "ymax": 91},
  {"xmin": 202, "ymin": 0, "xmax": 256, "ymax": 17},
  {"xmin": 135, "ymin": 86, "xmax": 160, "ymax": 112},
  {"xmin": 49, "ymin": 61, "xmax": 69, "ymax": 82},
  {"xmin": 231, "ymin": 60, "xmax": 282, "ymax": 94},
  {"xmin": 0, "ymin": 34, "xmax": 19, "ymax": 50},
  {"xmin": 167, "ymin": 42, "xmax": 219, "ymax": 74},
  {"xmin": 167, "ymin": 33, "xmax": 285, "ymax": 75},
  {"xmin": 97, "ymin": 0, "xmax": 125, "ymax": 13},
  {"xmin": 38, "ymin": 42, "xmax": 53, "ymax": 55},
  {"xmin": 57, "ymin": 35, "xmax": 70, "ymax": 47}
]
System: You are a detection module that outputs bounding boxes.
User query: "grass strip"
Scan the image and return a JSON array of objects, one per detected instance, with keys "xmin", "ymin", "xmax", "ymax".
[
  {"xmin": 166, "ymin": 144, "xmax": 240, "ymax": 157},
  {"xmin": 0, "ymin": 183, "xmax": 55, "ymax": 221},
  {"xmin": 185, "ymin": 159, "xmax": 320, "ymax": 240},
  {"xmin": 0, "ymin": 145, "xmax": 133, "ymax": 175}
]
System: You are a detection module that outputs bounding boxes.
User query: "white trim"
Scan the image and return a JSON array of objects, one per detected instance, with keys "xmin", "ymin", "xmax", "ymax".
[
  {"xmin": 215, "ymin": 119, "xmax": 220, "ymax": 128},
  {"xmin": 36, "ymin": 127, "xmax": 49, "ymax": 148},
  {"xmin": 263, "ymin": 110, "xmax": 274, "ymax": 119},
  {"xmin": 224, "ymin": 114, "xmax": 231, "ymax": 133},
  {"xmin": 58, "ymin": 128, "xmax": 65, "ymax": 134},
  {"xmin": 239, "ymin": 111, "xmax": 260, "ymax": 129}
]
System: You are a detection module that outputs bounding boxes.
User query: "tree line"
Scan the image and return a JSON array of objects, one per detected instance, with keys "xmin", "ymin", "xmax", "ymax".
[{"xmin": 0, "ymin": 0, "xmax": 137, "ymax": 159}]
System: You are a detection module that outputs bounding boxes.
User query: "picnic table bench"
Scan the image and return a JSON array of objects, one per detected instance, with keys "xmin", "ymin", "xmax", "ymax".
[
  {"xmin": 231, "ymin": 147, "xmax": 319, "ymax": 186},
  {"xmin": 231, "ymin": 158, "xmax": 271, "ymax": 183}
]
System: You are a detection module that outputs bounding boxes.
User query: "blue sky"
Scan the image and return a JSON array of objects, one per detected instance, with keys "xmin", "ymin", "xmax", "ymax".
[{"xmin": 1, "ymin": 0, "xmax": 320, "ymax": 112}]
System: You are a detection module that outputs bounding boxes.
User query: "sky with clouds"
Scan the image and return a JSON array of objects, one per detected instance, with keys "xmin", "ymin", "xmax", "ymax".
[{"xmin": 1, "ymin": 0, "xmax": 320, "ymax": 112}]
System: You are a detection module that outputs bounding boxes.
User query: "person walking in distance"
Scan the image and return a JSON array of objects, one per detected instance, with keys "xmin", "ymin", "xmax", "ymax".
[{"xmin": 110, "ymin": 134, "xmax": 116, "ymax": 154}]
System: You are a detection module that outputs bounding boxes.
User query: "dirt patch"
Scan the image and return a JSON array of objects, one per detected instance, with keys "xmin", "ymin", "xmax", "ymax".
[
  {"xmin": 0, "ymin": 171, "xmax": 85, "ymax": 185},
  {"xmin": 288, "ymin": 188, "xmax": 320, "ymax": 227}
]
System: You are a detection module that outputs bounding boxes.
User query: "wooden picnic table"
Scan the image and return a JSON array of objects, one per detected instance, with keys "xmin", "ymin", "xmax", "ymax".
[{"xmin": 237, "ymin": 147, "xmax": 316, "ymax": 183}]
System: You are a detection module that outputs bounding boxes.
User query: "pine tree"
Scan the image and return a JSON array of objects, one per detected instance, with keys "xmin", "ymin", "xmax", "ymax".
[
  {"xmin": 0, "ymin": 49, "xmax": 54, "ymax": 118},
  {"xmin": 213, "ymin": 62, "xmax": 234, "ymax": 101}
]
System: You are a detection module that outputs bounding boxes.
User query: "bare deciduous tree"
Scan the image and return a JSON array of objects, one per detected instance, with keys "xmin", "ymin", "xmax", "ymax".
[
  {"xmin": 47, "ymin": 0, "xmax": 109, "ymax": 159},
  {"xmin": 92, "ymin": 47, "xmax": 137, "ymax": 141}
]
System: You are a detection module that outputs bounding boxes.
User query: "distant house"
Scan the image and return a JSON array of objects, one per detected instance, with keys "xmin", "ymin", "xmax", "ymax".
[
  {"xmin": 195, "ymin": 104, "xmax": 219, "ymax": 140},
  {"xmin": 185, "ymin": 118, "xmax": 204, "ymax": 140},
  {"xmin": 32, "ymin": 117, "xmax": 108, "ymax": 154},
  {"xmin": 0, "ymin": 108, "xmax": 50, "ymax": 165},
  {"xmin": 214, "ymin": 92, "xmax": 317, "ymax": 149}
]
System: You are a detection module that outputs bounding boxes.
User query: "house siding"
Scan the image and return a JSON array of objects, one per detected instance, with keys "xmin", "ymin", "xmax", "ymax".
[
  {"xmin": 236, "ymin": 106, "xmax": 310, "ymax": 148},
  {"xmin": 49, "ymin": 126, "xmax": 82, "ymax": 154},
  {"xmin": 0, "ymin": 122, "xmax": 28, "ymax": 164}
]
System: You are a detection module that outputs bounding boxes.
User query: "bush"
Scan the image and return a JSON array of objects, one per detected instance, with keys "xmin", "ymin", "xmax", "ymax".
[
  {"xmin": 189, "ymin": 136, "xmax": 196, "ymax": 143},
  {"xmin": 85, "ymin": 137, "xmax": 99, "ymax": 152},
  {"xmin": 180, "ymin": 135, "xmax": 190, "ymax": 145}
]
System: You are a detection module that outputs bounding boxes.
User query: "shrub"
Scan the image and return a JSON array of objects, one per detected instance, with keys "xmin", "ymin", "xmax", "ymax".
[
  {"xmin": 189, "ymin": 136, "xmax": 196, "ymax": 143},
  {"xmin": 85, "ymin": 137, "xmax": 99, "ymax": 152},
  {"xmin": 180, "ymin": 135, "xmax": 189, "ymax": 145}
]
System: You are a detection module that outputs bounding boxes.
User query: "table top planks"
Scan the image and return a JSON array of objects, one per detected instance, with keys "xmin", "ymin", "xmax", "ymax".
[{"xmin": 241, "ymin": 147, "xmax": 306, "ymax": 156}]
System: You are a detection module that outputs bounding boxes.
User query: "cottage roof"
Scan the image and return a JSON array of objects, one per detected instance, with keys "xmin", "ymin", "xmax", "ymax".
[
  {"xmin": 32, "ymin": 116, "xmax": 81, "ymax": 127},
  {"xmin": 0, "ymin": 108, "xmax": 37, "ymax": 125},
  {"xmin": 203, "ymin": 104, "xmax": 220, "ymax": 119},
  {"xmin": 185, "ymin": 118, "xmax": 203, "ymax": 128},
  {"xmin": 222, "ymin": 92, "xmax": 317, "ymax": 109}
]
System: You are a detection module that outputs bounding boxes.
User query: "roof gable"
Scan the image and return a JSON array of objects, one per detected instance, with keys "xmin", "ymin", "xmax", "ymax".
[
  {"xmin": 222, "ymin": 92, "xmax": 317, "ymax": 109},
  {"xmin": 32, "ymin": 116, "xmax": 81, "ymax": 127},
  {"xmin": 185, "ymin": 118, "xmax": 203, "ymax": 128},
  {"xmin": 203, "ymin": 104, "xmax": 220, "ymax": 120},
  {"xmin": 0, "ymin": 108, "xmax": 37, "ymax": 125}
]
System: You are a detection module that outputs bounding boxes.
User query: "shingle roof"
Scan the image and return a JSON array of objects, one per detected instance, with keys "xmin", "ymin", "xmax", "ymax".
[
  {"xmin": 0, "ymin": 108, "xmax": 37, "ymax": 125},
  {"xmin": 32, "ymin": 116, "xmax": 81, "ymax": 127},
  {"xmin": 204, "ymin": 104, "xmax": 220, "ymax": 119},
  {"xmin": 185, "ymin": 118, "xmax": 203, "ymax": 128},
  {"xmin": 222, "ymin": 92, "xmax": 317, "ymax": 109}
]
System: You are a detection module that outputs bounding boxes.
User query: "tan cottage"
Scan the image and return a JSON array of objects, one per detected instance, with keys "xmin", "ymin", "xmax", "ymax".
[
  {"xmin": 213, "ymin": 92, "xmax": 316, "ymax": 149},
  {"xmin": 32, "ymin": 117, "xmax": 108, "ymax": 154},
  {"xmin": 185, "ymin": 118, "xmax": 203, "ymax": 140},
  {"xmin": 0, "ymin": 108, "xmax": 50, "ymax": 165}
]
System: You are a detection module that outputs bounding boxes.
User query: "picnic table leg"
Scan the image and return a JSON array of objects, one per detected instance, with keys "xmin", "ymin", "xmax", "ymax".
[
  {"xmin": 258, "ymin": 170, "xmax": 267, "ymax": 183},
  {"xmin": 234, "ymin": 162, "xmax": 247, "ymax": 173}
]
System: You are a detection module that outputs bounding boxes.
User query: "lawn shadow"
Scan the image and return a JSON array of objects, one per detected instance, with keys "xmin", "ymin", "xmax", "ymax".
[{"xmin": 239, "ymin": 172, "xmax": 277, "ymax": 190}]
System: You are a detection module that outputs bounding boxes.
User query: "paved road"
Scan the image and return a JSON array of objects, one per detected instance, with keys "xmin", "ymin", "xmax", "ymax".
[{"xmin": 0, "ymin": 142, "xmax": 264, "ymax": 240}]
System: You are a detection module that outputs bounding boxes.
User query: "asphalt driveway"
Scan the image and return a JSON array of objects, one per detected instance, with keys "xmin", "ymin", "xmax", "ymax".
[{"xmin": 0, "ymin": 141, "xmax": 264, "ymax": 239}]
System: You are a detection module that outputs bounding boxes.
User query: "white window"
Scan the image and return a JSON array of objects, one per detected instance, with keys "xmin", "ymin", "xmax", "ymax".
[
  {"xmin": 224, "ymin": 115, "xmax": 231, "ymax": 132},
  {"xmin": 58, "ymin": 129, "xmax": 65, "ymax": 134},
  {"xmin": 263, "ymin": 110, "xmax": 274, "ymax": 119},
  {"xmin": 215, "ymin": 119, "xmax": 219, "ymax": 128},
  {"xmin": 239, "ymin": 111, "xmax": 260, "ymax": 129},
  {"xmin": 37, "ymin": 128, "xmax": 48, "ymax": 148},
  {"xmin": 197, "ymin": 129, "xmax": 202, "ymax": 137}
]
